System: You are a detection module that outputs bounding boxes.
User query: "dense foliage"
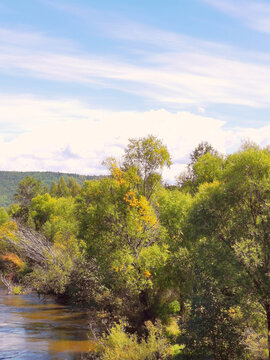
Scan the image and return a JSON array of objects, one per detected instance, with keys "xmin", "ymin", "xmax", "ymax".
[{"xmin": 1, "ymin": 136, "xmax": 270, "ymax": 359}]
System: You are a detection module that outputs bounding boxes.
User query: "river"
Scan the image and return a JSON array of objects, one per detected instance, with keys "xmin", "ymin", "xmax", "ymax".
[{"xmin": 0, "ymin": 284, "xmax": 95, "ymax": 360}]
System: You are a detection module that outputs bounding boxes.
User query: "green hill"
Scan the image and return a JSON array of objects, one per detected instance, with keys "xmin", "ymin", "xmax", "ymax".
[{"xmin": 0, "ymin": 171, "xmax": 104, "ymax": 208}]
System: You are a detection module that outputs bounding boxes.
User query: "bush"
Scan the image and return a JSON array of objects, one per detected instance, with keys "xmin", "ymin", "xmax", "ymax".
[
  {"xmin": 97, "ymin": 320, "xmax": 179, "ymax": 360},
  {"xmin": 27, "ymin": 235, "xmax": 84, "ymax": 295},
  {"xmin": 13, "ymin": 285, "xmax": 23, "ymax": 295}
]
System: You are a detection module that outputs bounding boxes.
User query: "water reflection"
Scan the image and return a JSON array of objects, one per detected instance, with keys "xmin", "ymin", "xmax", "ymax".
[{"xmin": 0, "ymin": 284, "xmax": 95, "ymax": 359}]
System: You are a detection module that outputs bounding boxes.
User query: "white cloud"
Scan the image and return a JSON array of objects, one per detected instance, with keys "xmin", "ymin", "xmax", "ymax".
[
  {"xmin": 198, "ymin": 107, "xmax": 206, "ymax": 114},
  {"xmin": 202, "ymin": 0, "xmax": 270, "ymax": 34},
  {"xmin": 0, "ymin": 95, "xmax": 269, "ymax": 183},
  {"xmin": 0, "ymin": 27, "xmax": 76, "ymax": 52},
  {"xmin": 1, "ymin": 24, "xmax": 270, "ymax": 108}
]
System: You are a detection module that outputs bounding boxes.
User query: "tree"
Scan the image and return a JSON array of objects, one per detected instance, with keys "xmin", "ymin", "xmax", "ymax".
[
  {"xmin": 57, "ymin": 176, "xmax": 70, "ymax": 197},
  {"xmin": 50, "ymin": 177, "xmax": 81, "ymax": 198},
  {"xmin": 192, "ymin": 152, "xmax": 224, "ymax": 186},
  {"xmin": 157, "ymin": 188, "xmax": 192, "ymax": 246},
  {"xmin": 177, "ymin": 142, "xmax": 221, "ymax": 195},
  {"xmin": 123, "ymin": 135, "xmax": 172, "ymax": 200},
  {"xmin": 187, "ymin": 146, "xmax": 270, "ymax": 358},
  {"xmin": 50, "ymin": 181, "xmax": 58, "ymax": 197},
  {"xmin": 68, "ymin": 177, "xmax": 81, "ymax": 197},
  {"xmin": 14, "ymin": 176, "xmax": 44, "ymax": 222},
  {"xmin": 184, "ymin": 275, "xmax": 247, "ymax": 360},
  {"xmin": 0, "ymin": 207, "xmax": 9, "ymax": 225},
  {"xmin": 76, "ymin": 160, "xmax": 174, "ymax": 326},
  {"xmin": 30, "ymin": 193, "xmax": 78, "ymax": 240},
  {"xmin": 189, "ymin": 141, "xmax": 218, "ymax": 166},
  {"xmin": 76, "ymin": 167, "xmax": 164, "ymax": 290}
]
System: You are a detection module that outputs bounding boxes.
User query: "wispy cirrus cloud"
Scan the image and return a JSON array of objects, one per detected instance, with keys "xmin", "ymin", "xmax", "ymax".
[
  {"xmin": 0, "ymin": 27, "xmax": 76, "ymax": 52},
  {"xmin": 1, "ymin": 23, "xmax": 270, "ymax": 109},
  {"xmin": 2, "ymin": 0, "xmax": 270, "ymax": 110},
  {"xmin": 202, "ymin": 0, "xmax": 270, "ymax": 34}
]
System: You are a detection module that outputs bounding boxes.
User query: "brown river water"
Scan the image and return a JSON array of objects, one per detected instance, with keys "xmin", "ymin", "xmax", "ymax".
[{"xmin": 0, "ymin": 283, "xmax": 95, "ymax": 360}]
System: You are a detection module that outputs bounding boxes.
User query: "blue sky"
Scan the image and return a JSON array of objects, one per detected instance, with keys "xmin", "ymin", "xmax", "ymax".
[{"xmin": 0, "ymin": 0, "xmax": 270, "ymax": 181}]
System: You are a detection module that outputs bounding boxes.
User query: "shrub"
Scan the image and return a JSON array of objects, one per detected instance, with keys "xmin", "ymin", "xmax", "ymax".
[
  {"xmin": 13, "ymin": 285, "xmax": 23, "ymax": 295},
  {"xmin": 27, "ymin": 235, "xmax": 84, "ymax": 295},
  {"xmin": 97, "ymin": 320, "xmax": 179, "ymax": 360}
]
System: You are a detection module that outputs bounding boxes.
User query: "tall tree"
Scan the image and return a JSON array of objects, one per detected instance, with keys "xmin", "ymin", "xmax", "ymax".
[
  {"xmin": 57, "ymin": 176, "xmax": 70, "ymax": 197},
  {"xmin": 187, "ymin": 146, "xmax": 270, "ymax": 358},
  {"xmin": 123, "ymin": 135, "xmax": 172, "ymax": 200},
  {"xmin": 14, "ymin": 176, "xmax": 44, "ymax": 222},
  {"xmin": 177, "ymin": 142, "xmax": 221, "ymax": 195},
  {"xmin": 189, "ymin": 141, "xmax": 218, "ymax": 166},
  {"xmin": 68, "ymin": 177, "xmax": 81, "ymax": 197},
  {"xmin": 76, "ymin": 159, "xmax": 173, "ymax": 326},
  {"xmin": 50, "ymin": 181, "xmax": 58, "ymax": 197}
]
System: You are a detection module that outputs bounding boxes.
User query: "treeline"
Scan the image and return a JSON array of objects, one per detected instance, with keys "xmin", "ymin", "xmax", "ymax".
[
  {"xmin": 0, "ymin": 136, "xmax": 270, "ymax": 360},
  {"xmin": 0, "ymin": 170, "xmax": 102, "ymax": 207}
]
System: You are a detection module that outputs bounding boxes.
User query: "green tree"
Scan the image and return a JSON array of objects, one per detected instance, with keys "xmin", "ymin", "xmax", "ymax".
[
  {"xmin": 184, "ymin": 275, "xmax": 247, "ymax": 360},
  {"xmin": 192, "ymin": 152, "xmax": 224, "ymax": 185},
  {"xmin": 0, "ymin": 208, "xmax": 12, "ymax": 256},
  {"xmin": 0, "ymin": 207, "xmax": 9, "ymax": 225},
  {"xmin": 76, "ymin": 161, "xmax": 173, "ymax": 326},
  {"xmin": 14, "ymin": 176, "xmax": 44, "ymax": 222},
  {"xmin": 187, "ymin": 146, "xmax": 270, "ymax": 358},
  {"xmin": 177, "ymin": 142, "xmax": 221, "ymax": 195},
  {"xmin": 157, "ymin": 188, "xmax": 192, "ymax": 245},
  {"xmin": 156, "ymin": 188, "xmax": 193, "ymax": 308},
  {"xmin": 123, "ymin": 135, "xmax": 172, "ymax": 200},
  {"xmin": 50, "ymin": 181, "xmax": 58, "ymax": 197},
  {"xmin": 76, "ymin": 169, "xmax": 164, "ymax": 290},
  {"xmin": 189, "ymin": 141, "xmax": 218, "ymax": 166},
  {"xmin": 68, "ymin": 177, "xmax": 81, "ymax": 197},
  {"xmin": 57, "ymin": 176, "xmax": 70, "ymax": 197},
  {"xmin": 30, "ymin": 193, "xmax": 78, "ymax": 241}
]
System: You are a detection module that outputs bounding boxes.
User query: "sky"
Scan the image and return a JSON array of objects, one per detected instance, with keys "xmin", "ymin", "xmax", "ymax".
[{"xmin": 0, "ymin": 0, "xmax": 270, "ymax": 182}]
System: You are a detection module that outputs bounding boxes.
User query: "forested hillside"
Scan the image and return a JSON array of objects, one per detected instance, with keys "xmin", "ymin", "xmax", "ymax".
[{"xmin": 0, "ymin": 171, "xmax": 103, "ymax": 207}]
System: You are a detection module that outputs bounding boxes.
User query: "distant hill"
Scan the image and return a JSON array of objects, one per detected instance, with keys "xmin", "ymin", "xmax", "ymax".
[{"xmin": 0, "ymin": 171, "xmax": 104, "ymax": 208}]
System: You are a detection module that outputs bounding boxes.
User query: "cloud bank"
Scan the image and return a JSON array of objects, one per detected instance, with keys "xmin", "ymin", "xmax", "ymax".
[{"xmin": 1, "ymin": 95, "xmax": 269, "ymax": 182}]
